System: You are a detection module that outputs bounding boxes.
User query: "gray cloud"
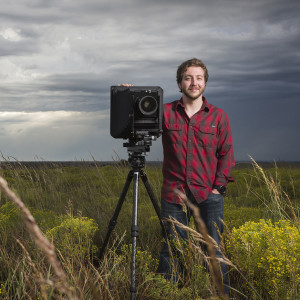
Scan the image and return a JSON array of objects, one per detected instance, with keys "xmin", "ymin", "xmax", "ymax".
[{"xmin": 0, "ymin": 0, "xmax": 299, "ymax": 161}]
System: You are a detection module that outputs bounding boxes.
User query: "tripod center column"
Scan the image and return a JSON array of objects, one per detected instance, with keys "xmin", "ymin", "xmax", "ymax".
[
  {"xmin": 132, "ymin": 171, "xmax": 139, "ymax": 236},
  {"xmin": 130, "ymin": 171, "xmax": 140, "ymax": 297}
]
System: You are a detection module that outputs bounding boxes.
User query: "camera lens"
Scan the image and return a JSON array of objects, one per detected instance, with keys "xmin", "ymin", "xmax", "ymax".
[{"xmin": 138, "ymin": 96, "xmax": 158, "ymax": 115}]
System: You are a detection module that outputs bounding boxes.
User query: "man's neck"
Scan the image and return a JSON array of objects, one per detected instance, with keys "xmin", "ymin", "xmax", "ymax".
[{"xmin": 182, "ymin": 96, "xmax": 203, "ymax": 118}]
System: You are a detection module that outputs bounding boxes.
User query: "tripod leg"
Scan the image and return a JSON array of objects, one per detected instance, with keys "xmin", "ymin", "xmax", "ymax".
[
  {"xmin": 97, "ymin": 170, "xmax": 133, "ymax": 260},
  {"xmin": 130, "ymin": 171, "xmax": 139, "ymax": 300},
  {"xmin": 140, "ymin": 170, "xmax": 167, "ymax": 238},
  {"xmin": 141, "ymin": 170, "xmax": 187, "ymax": 279}
]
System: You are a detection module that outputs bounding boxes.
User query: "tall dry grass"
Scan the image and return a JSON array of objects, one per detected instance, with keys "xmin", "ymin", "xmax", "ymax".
[{"xmin": 249, "ymin": 156, "xmax": 299, "ymax": 226}]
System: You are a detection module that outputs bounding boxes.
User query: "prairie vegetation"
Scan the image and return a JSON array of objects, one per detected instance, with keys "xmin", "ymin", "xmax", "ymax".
[{"xmin": 0, "ymin": 159, "xmax": 299, "ymax": 299}]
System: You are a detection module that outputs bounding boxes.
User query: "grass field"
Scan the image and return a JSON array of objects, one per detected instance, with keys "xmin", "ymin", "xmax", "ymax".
[{"xmin": 0, "ymin": 159, "xmax": 299, "ymax": 299}]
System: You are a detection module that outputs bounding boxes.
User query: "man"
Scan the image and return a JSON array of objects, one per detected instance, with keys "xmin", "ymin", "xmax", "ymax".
[{"xmin": 157, "ymin": 58, "xmax": 235, "ymax": 295}]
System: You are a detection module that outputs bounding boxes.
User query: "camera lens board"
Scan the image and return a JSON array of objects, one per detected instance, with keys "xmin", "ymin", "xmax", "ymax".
[{"xmin": 138, "ymin": 96, "xmax": 158, "ymax": 116}]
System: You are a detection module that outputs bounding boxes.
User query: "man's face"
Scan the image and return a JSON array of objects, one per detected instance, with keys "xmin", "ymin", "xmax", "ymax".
[{"xmin": 178, "ymin": 66, "xmax": 206, "ymax": 101}]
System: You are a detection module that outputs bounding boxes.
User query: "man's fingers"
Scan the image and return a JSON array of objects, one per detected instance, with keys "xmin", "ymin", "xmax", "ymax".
[{"xmin": 118, "ymin": 83, "xmax": 133, "ymax": 86}]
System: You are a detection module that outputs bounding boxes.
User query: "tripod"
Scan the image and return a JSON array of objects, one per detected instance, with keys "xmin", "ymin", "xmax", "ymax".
[{"xmin": 97, "ymin": 139, "xmax": 168, "ymax": 300}]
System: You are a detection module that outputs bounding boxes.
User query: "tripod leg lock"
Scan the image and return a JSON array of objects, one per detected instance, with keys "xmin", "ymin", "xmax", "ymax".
[
  {"xmin": 108, "ymin": 219, "xmax": 117, "ymax": 229},
  {"xmin": 131, "ymin": 225, "xmax": 139, "ymax": 237}
]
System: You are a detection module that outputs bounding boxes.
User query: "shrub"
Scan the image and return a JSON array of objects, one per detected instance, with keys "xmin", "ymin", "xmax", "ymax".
[
  {"xmin": 46, "ymin": 216, "xmax": 99, "ymax": 260},
  {"xmin": 0, "ymin": 202, "xmax": 68, "ymax": 246},
  {"xmin": 0, "ymin": 283, "xmax": 8, "ymax": 298},
  {"xmin": 102, "ymin": 243, "xmax": 210, "ymax": 300},
  {"xmin": 32, "ymin": 209, "xmax": 67, "ymax": 233},
  {"xmin": 0, "ymin": 202, "xmax": 22, "ymax": 230},
  {"xmin": 0, "ymin": 202, "xmax": 25, "ymax": 248},
  {"xmin": 227, "ymin": 219, "xmax": 300, "ymax": 299}
]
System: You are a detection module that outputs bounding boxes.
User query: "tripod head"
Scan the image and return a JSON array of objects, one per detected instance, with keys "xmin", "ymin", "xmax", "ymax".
[{"xmin": 123, "ymin": 135, "xmax": 156, "ymax": 170}]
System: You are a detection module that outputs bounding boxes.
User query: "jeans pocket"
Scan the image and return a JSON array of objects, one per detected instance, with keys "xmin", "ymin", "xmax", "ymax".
[{"xmin": 207, "ymin": 192, "xmax": 223, "ymax": 202}]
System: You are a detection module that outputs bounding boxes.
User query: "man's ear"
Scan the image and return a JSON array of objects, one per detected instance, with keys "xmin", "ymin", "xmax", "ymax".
[{"xmin": 178, "ymin": 82, "xmax": 182, "ymax": 93}]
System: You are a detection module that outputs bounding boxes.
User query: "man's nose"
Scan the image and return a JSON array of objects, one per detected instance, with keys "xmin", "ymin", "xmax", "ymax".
[{"xmin": 191, "ymin": 77, "xmax": 197, "ymax": 85}]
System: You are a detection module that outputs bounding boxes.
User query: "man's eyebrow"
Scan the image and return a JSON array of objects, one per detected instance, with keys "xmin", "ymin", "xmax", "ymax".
[{"xmin": 184, "ymin": 74, "xmax": 204, "ymax": 77}]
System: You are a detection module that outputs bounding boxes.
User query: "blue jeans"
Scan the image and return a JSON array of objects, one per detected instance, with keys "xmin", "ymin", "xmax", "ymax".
[{"xmin": 157, "ymin": 190, "xmax": 229, "ymax": 295}]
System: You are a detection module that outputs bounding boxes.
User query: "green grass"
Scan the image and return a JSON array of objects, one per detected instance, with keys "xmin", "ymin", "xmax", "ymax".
[{"xmin": 0, "ymin": 160, "xmax": 299, "ymax": 299}]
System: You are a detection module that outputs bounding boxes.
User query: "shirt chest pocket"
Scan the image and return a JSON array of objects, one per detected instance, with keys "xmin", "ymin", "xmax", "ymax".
[
  {"xmin": 164, "ymin": 124, "xmax": 184, "ymax": 144},
  {"xmin": 195, "ymin": 126, "xmax": 218, "ymax": 148}
]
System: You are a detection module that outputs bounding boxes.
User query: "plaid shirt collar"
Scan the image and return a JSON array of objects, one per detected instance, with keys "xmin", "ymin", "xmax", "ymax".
[{"xmin": 175, "ymin": 96, "xmax": 210, "ymax": 112}]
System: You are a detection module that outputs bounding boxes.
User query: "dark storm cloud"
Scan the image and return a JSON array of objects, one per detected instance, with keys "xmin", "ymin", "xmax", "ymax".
[
  {"xmin": 0, "ymin": 74, "xmax": 111, "ymax": 112},
  {"xmin": 41, "ymin": 74, "xmax": 109, "ymax": 95},
  {"xmin": 0, "ymin": 0, "xmax": 299, "ymax": 161}
]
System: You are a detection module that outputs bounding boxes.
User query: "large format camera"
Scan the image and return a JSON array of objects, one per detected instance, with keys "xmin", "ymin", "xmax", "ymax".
[{"xmin": 110, "ymin": 86, "xmax": 163, "ymax": 141}]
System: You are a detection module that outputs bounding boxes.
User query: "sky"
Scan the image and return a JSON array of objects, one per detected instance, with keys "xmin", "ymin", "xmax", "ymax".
[{"xmin": 0, "ymin": 0, "xmax": 299, "ymax": 162}]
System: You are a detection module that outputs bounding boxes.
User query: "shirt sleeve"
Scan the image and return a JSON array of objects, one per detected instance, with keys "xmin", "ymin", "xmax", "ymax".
[{"xmin": 214, "ymin": 112, "xmax": 235, "ymax": 186}]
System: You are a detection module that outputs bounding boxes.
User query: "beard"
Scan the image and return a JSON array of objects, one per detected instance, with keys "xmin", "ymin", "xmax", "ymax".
[{"xmin": 181, "ymin": 86, "xmax": 205, "ymax": 101}]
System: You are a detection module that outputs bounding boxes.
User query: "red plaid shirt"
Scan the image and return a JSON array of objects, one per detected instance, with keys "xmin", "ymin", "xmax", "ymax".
[{"xmin": 161, "ymin": 97, "xmax": 235, "ymax": 204}]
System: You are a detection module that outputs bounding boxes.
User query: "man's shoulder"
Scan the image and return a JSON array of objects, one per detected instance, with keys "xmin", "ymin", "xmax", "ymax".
[
  {"xmin": 164, "ymin": 99, "xmax": 179, "ymax": 107},
  {"xmin": 207, "ymin": 102, "xmax": 227, "ymax": 116},
  {"xmin": 163, "ymin": 99, "xmax": 179, "ymax": 111}
]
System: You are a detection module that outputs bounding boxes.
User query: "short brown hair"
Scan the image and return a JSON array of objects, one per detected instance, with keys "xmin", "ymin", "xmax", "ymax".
[{"xmin": 176, "ymin": 58, "xmax": 209, "ymax": 84}]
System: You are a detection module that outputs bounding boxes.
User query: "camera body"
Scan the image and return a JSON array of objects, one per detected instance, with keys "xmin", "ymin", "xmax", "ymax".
[{"xmin": 110, "ymin": 86, "xmax": 163, "ymax": 140}]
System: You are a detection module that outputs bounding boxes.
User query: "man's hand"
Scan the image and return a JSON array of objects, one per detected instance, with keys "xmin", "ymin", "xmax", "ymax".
[
  {"xmin": 212, "ymin": 189, "xmax": 220, "ymax": 194},
  {"xmin": 118, "ymin": 84, "xmax": 133, "ymax": 86}
]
